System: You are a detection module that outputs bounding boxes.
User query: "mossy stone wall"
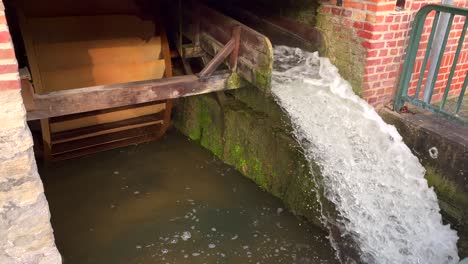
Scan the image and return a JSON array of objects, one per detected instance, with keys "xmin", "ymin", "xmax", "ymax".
[{"xmin": 174, "ymin": 86, "xmax": 325, "ymax": 227}]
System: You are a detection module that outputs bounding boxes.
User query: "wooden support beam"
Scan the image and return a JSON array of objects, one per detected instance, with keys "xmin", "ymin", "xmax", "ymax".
[
  {"xmin": 198, "ymin": 38, "xmax": 235, "ymax": 79},
  {"xmin": 27, "ymin": 73, "xmax": 230, "ymax": 120},
  {"xmin": 229, "ymin": 26, "xmax": 241, "ymax": 71}
]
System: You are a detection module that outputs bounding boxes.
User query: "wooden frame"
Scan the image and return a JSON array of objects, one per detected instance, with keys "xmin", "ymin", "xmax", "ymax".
[{"xmin": 20, "ymin": 1, "xmax": 273, "ymax": 121}]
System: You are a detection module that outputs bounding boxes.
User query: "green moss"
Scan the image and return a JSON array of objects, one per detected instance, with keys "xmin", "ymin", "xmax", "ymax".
[
  {"xmin": 227, "ymin": 73, "xmax": 246, "ymax": 89},
  {"xmin": 255, "ymin": 70, "xmax": 271, "ymax": 90},
  {"xmin": 425, "ymin": 167, "xmax": 468, "ymax": 206}
]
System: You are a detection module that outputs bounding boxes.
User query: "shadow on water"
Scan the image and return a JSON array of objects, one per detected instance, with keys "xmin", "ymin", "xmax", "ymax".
[{"xmin": 39, "ymin": 129, "xmax": 338, "ymax": 264}]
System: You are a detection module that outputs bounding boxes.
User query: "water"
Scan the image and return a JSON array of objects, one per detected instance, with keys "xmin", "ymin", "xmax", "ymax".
[
  {"xmin": 39, "ymin": 130, "xmax": 338, "ymax": 264},
  {"xmin": 271, "ymin": 46, "xmax": 459, "ymax": 264}
]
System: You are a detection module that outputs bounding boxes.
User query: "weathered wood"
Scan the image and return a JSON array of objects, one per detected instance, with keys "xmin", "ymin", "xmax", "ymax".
[
  {"xmin": 51, "ymin": 113, "xmax": 164, "ymax": 142},
  {"xmin": 182, "ymin": 1, "xmax": 273, "ymax": 89},
  {"xmin": 198, "ymin": 38, "xmax": 235, "ymax": 78},
  {"xmin": 160, "ymin": 24, "xmax": 174, "ymax": 135},
  {"xmin": 52, "ymin": 124, "xmax": 162, "ymax": 155},
  {"xmin": 229, "ymin": 26, "xmax": 241, "ymax": 71},
  {"xmin": 27, "ymin": 73, "xmax": 230, "ymax": 120},
  {"xmin": 50, "ymin": 132, "xmax": 162, "ymax": 162},
  {"xmin": 182, "ymin": 45, "xmax": 204, "ymax": 58}
]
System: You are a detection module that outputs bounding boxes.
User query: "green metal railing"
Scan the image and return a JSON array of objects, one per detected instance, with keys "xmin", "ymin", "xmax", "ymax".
[{"xmin": 394, "ymin": 4, "xmax": 468, "ymax": 124}]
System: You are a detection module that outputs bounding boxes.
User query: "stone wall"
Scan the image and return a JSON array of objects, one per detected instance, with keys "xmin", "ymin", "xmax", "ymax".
[
  {"xmin": 174, "ymin": 87, "xmax": 331, "ymax": 228},
  {"xmin": 0, "ymin": 1, "xmax": 61, "ymax": 263}
]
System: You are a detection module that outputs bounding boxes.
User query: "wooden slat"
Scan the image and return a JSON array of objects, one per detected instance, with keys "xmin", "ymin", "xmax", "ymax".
[
  {"xmin": 183, "ymin": 1, "xmax": 273, "ymax": 89},
  {"xmin": 52, "ymin": 124, "xmax": 162, "ymax": 155},
  {"xmin": 27, "ymin": 73, "xmax": 230, "ymax": 120},
  {"xmin": 50, "ymin": 103, "xmax": 165, "ymax": 133},
  {"xmin": 160, "ymin": 25, "xmax": 174, "ymax": 135},
  {"xmin": 199, "ymin": 38, "xmax": 235, "ymax": 78},
  {"xmin": 18, "ymin": 0, "xmax": 144, "ymax": 17},
  {"xmin": 41, "ymin": 60, "xmax": 166, "ymax": 92},
  {"xmin": 49, "ymin": 101, "xmax": 166, "ymax": 123},
  {"xmin": 51, "ymin": 132, "xmax": 162, "ymax": 162},
  {"xmin": 35, "ymin": 38, "xmax": 162, "ymax": 71},
  {"xmin": 51, "ymin": 113, "xmax": 164, "ymax": 142}
]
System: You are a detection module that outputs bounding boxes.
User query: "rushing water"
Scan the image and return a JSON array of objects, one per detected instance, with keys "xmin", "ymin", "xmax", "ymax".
[
  {"xmin": 271, "ymin": 46, "xmax": 459, "ymax": 264},
  {"xmin": 39, "ymin": 130, "xmax": 338, "ymax": 264}
]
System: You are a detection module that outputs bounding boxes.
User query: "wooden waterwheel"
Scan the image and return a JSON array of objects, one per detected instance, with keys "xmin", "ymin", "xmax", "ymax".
[{"xmin": 17, "ymin": 0, "xmax": 173, "ymax": 161}]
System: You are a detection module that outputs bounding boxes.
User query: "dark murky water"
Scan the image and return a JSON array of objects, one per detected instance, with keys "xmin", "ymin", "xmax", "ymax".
[{"xmin": 39, "ymin": 130, "xmax": 338, "ymax": 264}]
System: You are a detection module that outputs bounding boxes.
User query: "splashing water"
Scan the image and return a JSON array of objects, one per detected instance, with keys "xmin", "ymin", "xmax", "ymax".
[{"xmin": 271, "ymin": 46, "xmax": 459, "ymax": 264}]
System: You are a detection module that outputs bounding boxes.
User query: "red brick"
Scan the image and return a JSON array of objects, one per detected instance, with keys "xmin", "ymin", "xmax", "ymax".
[
  {"xmin": 321, "ymin": 7, "xmax": 332, "ymax": 13},
  {"xmin": 0, "ymin": 31, "xmax": 11, "ymax": 43},
  {"xmin": 332, "ymin": 8, "xmax": 341, "ymax": 16},
  {"xmin": 344, "ymin": 1, "xmax": 366, "ymax": 10},
  {"xmin": 0, "ymin": 79, "xmax": 20, "ymax": 90},
  {"xmin": 362, "ymin": 41, "xmax": 385, "ymax": 49},
  {"xmin": 358, "ymin": 30, "xmax": 373, "ymax": 39},
  {"xmin": 390, "ymin": 24, "xmax": 399, "ymax": 30},
  {"xmin": 379, "ymin": 49, "xmax": 388, "ymax": 56},
  {"xmin": 353, "ymin": 21, "xmax": 364, "ymax": 29},
  {"xmin": 383, "ymin": 32, "xmax": 394, "ymax": 39},
  {"xmin": 0, "ymin": 64, "xmax": 18, "ymax": 74},
  {"xmin": 343, "ymin": 10, "xmax": 353, "ymax": 17},
  {"xmin": 0, "ymin": 48, "xmax": 15, "ymax": 59},
  {"xmin": 367, "ymin": 59, "xmax": 382, "ymax": 66},
  {"xmin": 367, "ymin": 50, "xmax": 378, "ymax": 57},
  {"xmin": 386, "ymin": 41, "xmax": 397, "ymax": 47}
]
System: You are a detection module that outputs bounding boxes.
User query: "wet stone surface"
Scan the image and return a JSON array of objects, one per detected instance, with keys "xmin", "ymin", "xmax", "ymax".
[{"xmin": 39, "ymin": 130, "xmax": 337, "ymax": 264}]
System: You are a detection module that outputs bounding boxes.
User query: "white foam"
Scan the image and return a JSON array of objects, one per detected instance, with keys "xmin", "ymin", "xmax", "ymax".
[{"xmin": 271, "ymin": 46, "xmax": 459, "ymax": 264}]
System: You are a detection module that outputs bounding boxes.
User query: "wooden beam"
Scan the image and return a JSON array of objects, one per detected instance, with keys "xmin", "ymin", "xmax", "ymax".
[
  {"xmin": 27, "ymin": 73, "xmax": 229, "ymax": 120},
  {"xmin": 198, "ymin": 38, "xmax": 235, "ymax": 79},
  {"xmin": 229, "ymin": 26, "xmax": 241, "ymax": 71}
]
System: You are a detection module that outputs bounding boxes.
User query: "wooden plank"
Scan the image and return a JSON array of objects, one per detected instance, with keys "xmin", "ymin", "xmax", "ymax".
[
  {"xmin": 51, "ymin": 132, "xmax": 162, "ymax": 162},
  {"xmin": 27, "ymin": 73, "xmax": 230, "ymax": 120},
  {"xmin": 18, "ymin": 0, "xmax": 144, "ymax": 17},
  {"xmin": 199, "ymin": 34, "xmax": 270, "ymax": 89},
  {"xmin": 50, "ymin": 103, "xmax": 165, "ymax": 133},
  {"xmin": 27, "ymin": 16, "xmax": 156, "ymax": 43},
  {"xmin": 52, "ymin": 124, "xmax": 162, "ymax": 155},
  {"xmin": 20, "ymin": 78, "xmax": 36, "ymax": 110},
  {"xmin": 183, "ymin": 1, "xmax": 273, "ymax": 89},
  {"xmin": 35, "ymin": 37, "xmax": 162, "ymax": 71},
  {"xmin": 41, "ymin": 60, "xmax": 166, "ymax": 92},
  {"xmin": 22, "ymin": 15, "xmax": 163, "ymax": 93},
  {"xmin": 40, "ymin": 119, "xmax": 52, "ymax": 161},
  {"xmin": 52, "ymin": 121, "xmax": 163, "ymax": 144},
  {"xmin": 49, "ymin": 101, "xmax": 166, "ymax": 123},
  {"xmin": 160, "ymin": 25, "xmax": 174, "ymax": 135},
  {"xmin": 199, "ymin": 38, "xmax": 235, "ymax": 78},
  {"xmin": 229, "ymin": 26, "xmax": 241, "ymax": 71},
  {"xmin": 52, "ymin": 113, "xmax": 164, "ymax": 142}
]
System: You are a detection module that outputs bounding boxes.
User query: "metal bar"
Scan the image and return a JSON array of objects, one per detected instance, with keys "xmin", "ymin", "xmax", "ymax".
[
  {"xmin": 455, "ymin": 72, "xmax": 468, "ymax": 114},
  {"xmin": 394, "ymin": 4, "xmax": 468, "ymax": 124},
  {"xmin": 27, "ymin": 73, "xmax": 230, "ymax": 120},
  {"xmin": 423, "ymin": 0, "xmax": 454, "ymax": 102},
  {"xmin": 198, "ymin": 38, "xmax": 235, "ymax": 78},
  {"xmin": 414, "ymin": 11, "xmax": 440, "ymax": 99},
  {"xmin": 394, "ymin": 6, "xmax": 430, "ymax": 110},
  {"xmin": 425, "ymin": 13, "xmax": 455, "ymax": 103},
  {"xmin": 440, "ymin": 18, "xmax": 468, "ymax": 110}
]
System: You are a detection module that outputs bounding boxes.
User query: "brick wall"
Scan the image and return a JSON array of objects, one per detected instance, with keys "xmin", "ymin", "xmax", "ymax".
[
  {"xmin": 408, "ymin": 0, "xmax": 467, "ymax": 102},
  {"xmin": 317, "ymin": 0, "xmax": 467, "ymax": 106},
  {"xmin": 0, "ymin": 1, "xmax": 61, "ymax": 263}
]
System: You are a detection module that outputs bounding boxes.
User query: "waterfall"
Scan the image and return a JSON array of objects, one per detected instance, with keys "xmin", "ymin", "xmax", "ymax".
[{"xmin": 271, "ymin": 46, "xmax": 459, "ymax": 264}]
